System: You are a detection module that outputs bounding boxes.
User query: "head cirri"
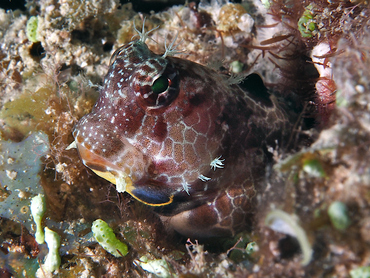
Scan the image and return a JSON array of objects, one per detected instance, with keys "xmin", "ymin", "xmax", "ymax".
[{"xmin": 72, "ymin": 21, "xmax": 292, "ymax": 238}]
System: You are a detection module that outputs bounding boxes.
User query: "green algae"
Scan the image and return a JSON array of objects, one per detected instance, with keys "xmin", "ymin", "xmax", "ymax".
[
  {"xmin": 26, "ymin": 16, "xmax": 39, "ymax": 43},
  {"xmin": 350, "ymin": 266, "xmax": 370, "ymax": 278},
  {"xmin": 92, "ymin": 219, "xmax": 128, "ymax": 257},
  {"xmin": 298, "ymin": 4, "xmax": 317, "ymax": 38},
  {"xmin": 328, "ymin": 201, "xmax": 351, "ymax": 231},
  {"xmin": 302, "ymin": 158, "xmax": 326, "ymax": 178},
  {"xmin": 43, "ymin": 227, "xmax": 61, "ymax": 273},
  {"xmin": 30, "ymin": 193, "xmax": 46, "ymax": 244},
  {"xmin": 135, "ymin": 256, "xmax": 173, "ymax": 278}
]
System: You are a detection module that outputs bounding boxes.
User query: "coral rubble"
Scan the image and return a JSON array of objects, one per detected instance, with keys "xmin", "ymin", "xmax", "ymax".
[{"xmin": 0, "ymin": 0, "xmax": 370, "ymax": 277}]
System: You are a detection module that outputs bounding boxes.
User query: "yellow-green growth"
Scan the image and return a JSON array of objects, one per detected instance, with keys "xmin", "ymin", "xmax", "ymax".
[
  {"xmin": 260, "ymin": 0, "xmax": 270, "ymax": 8},
  {"xmin": 92, "ymin": 219, "xmax": 128, "ymax": 257},
  {"xmin": 328, "ymin": 201, "xmax": 351, "ymax": 231},
  {"xmin": 135, "ymin": 256, "xmax": 172, "ymax": 278},
  {"xmin": 44, "ymin": 227, "xmax": 61, "ymax": 273},
  {"xmin": 350, "ymin": 266, "xmax": 370, "ymax": 278},
  {"xmin": 302, "ymin": 158, "xmax": 326, "ymax": 178},
  {"xmin": 298, "ymin": 5, "xmax": 317, "ymax": 38},
  {"xmin": 26, "ymin": 16, "xmax": 39, "ymax": 43},
  {"xmin": 336, "ymin": 90, "xmax": 349, "ymax": 107},
  {"xmin": 245, "ymin": 241, "xmax": 259, "ymax": 255},
  {"xmin": 30, "ymin": 194, "xmax": 46, "ymax": 244},
  {"xmin": 230, "ymin": 61, "xmax": 244, "ymax": 74}
]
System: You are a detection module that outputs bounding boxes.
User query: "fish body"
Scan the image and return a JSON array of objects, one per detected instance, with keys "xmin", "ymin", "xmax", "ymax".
[{"xmin": 73, "ymin": 38, "xmax": 292, "ymax": 238}]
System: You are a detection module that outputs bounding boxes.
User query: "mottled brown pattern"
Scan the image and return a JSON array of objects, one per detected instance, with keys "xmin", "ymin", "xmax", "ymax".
[{"xmin": 73, "ymin": 38, "xmax": 293, "ymax": 238}]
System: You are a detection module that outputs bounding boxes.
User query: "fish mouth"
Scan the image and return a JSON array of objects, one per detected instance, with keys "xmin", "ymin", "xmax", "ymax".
[
  {"xmin": 75, "ymin": 140, "xmax": 174, "ymax": 207},
  {"xmin": 91, "ymin": 168, "xmax": 174, "ymax": 206},
  {"xmin": 125, "ymin": 180, "xmax": 174, "ymax": 206}
]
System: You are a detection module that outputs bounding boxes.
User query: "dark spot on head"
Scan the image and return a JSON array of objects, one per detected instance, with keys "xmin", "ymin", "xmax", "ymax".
[
  {"xmin": 220, "ymin": 96, "xmax": 253, "ymax": 130},
  {"xmin": 84, "ymin": 142, "xmax": 92, "ymax": 150},
  {"xmin": 93, "ymin": 148, "xmax": 102, "ymax": 156},
  {"xmin": 137, "ymin": 74, "xmax": 150, "ymax": 83},
  {"xmin": 141, "ymin": 64, "xmax": 155, "ymax": 74},
  {"xmin": 133, "ymin": 83, "xmax": 141, "ymax": 93},
  {"xmin": 153, "ymin": 116, "xmax": 168, "ymax": 141},
  {"xmin": 117, "ymin": 104, "xmax": 145, "ymax": 134},
  {"xmin": 189, "ymin": 93, "xmax": 205, "ymax": 107},
  {"xmin": 147, "ymin": 59, "xmax": 164, "ymax": 71},
  {"xmin": 129, "ymin": 55, "xmax": 141, "ymax": 65}
]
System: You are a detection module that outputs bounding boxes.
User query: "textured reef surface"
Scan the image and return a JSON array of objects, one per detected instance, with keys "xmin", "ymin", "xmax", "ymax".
[{"xmin": 1, "ymin": 0, "xmax": 370, "ymax": 277}]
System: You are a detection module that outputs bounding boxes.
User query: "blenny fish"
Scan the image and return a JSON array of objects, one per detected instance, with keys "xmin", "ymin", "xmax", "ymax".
[{"xmin": 72, "ymin": 24, "xmax": 293, "ymax": 238}]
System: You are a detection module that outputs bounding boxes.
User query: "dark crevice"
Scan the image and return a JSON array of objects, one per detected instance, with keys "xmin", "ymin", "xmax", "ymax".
[
  {"xmin": 121, "ymin": 0, "xmax": 242, "ymax": 14},
  {"xmin": 29, "ymin": 41, "xmax": 45, "ymax": 61},
  {"xmin": 0, "ymin": 0, "xmax": 26, "ymax": 11}
]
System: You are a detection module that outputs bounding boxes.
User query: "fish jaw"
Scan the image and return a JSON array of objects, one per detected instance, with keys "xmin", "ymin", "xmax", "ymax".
[{"xmin": 73, "ymin": 120, "xmax": 149, "ymax": 193}]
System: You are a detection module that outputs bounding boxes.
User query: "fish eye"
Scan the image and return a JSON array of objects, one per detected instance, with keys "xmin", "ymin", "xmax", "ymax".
[
  {"xmin": 152, "ymin": 76, "xmax": 169, "ymax": 94},
  {"xmin": 133, "ymin": 63, "xmax": 179, "ymax": 109}
]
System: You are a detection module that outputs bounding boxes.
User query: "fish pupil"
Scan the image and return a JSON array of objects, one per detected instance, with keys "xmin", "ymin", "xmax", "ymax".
[{"xmin": 152, "ymin": 76, "xmax": 169, "ymax": 94}]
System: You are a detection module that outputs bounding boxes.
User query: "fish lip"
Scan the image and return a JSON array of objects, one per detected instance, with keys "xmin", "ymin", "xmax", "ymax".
[
  {"xmin": 74, "ymin": 139, "xmax": 177, "ymax": 206},
  {"xmin": 128, "ymin": 178, "xmax": 177, "ymax": 207}
]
